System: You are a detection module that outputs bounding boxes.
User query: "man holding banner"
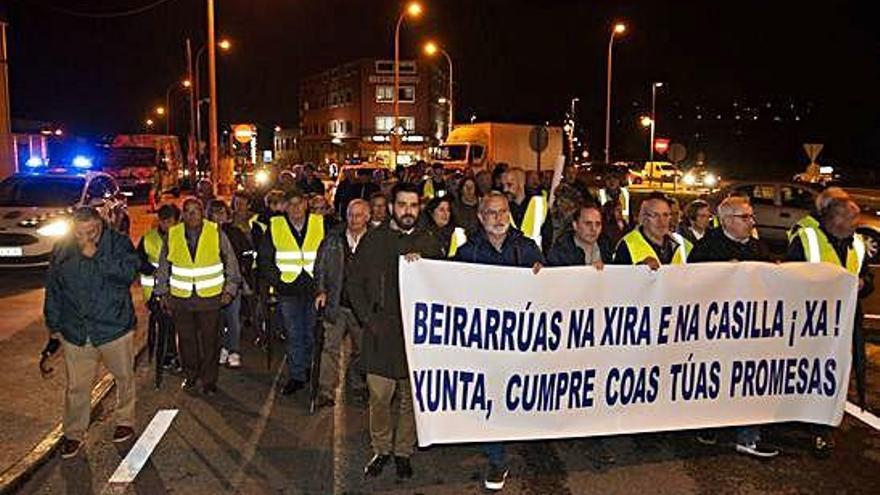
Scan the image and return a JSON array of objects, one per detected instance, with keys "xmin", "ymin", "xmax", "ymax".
[
  {"xmin": 786, "ymin": 194, "xmax": 873, "ymax": 457},
  {"xmin": 613, "ymin": 192, "xmax": 691, "ymax": 267},
  {"xmin": 689, "ymin": 196, "xmax": 779, "ymax": 458},
  {"xmin": 453, "ymin": 190, "xmax": 544, "ymax": 491},
  {"xmin": 347, "ymin": 183, "xmax": 443, "ymax": 480}
]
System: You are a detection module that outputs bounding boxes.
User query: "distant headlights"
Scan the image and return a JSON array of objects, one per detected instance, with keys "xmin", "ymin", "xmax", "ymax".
[
  {"xmin": 36, "ymin": 219, "xmax": 71, "ymax": 237},
  {"xmin": 683, "ymin": 173, "xmax": 696, "ymax": 186},
  {"xmin": 704, "ymin": 173, "xmax": 718, "ymax": 187}
]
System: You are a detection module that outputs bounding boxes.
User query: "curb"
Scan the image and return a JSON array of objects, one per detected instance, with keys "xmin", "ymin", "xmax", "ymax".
[{"xmin": 0, "ymin": 336, "xmax": 148, "ymax": 494}]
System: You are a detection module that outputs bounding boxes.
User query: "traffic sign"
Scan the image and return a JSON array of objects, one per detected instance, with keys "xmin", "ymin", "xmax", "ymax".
[
  {"xmin": 668, "ymin": 143, "xmax": 687, "ymax": 163},
  {"xmin": 654, "ymin": 138, "xmax": 670, "ymax": 155},
  {"xmin": 232, "ymin": 124, "xmax": 255, "ymax": 144},
  {"xmin": 529, "ymin": 126, "xmax": 549, "ymax": 153}
]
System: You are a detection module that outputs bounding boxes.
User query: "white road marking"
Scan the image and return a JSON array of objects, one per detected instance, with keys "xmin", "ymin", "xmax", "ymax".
[
  {"xmin": 846, "ymin": 401, "xmax": 880, "ymax": 432},
  {"xmin": 108, "ymin": 409, "xmax": 178, "ymax": 484}
]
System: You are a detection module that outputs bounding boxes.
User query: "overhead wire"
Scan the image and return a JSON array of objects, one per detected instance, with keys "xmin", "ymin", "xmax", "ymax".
[{"xmin": 34, "ymin": 0, "xmax": 181, "ymax": 19}]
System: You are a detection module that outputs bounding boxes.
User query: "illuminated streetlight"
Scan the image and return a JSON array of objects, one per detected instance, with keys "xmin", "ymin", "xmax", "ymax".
[
  {"xmin": 423, "ymin": 40, "xmax": 454, "ymax": 137},
  {"xmin": 393, "ymin": 2, "xmax": 424, "ymax": 166},
  {"xmin": 145, "ymin": 118, "xmax": 155, "ymax": 128},
  {"xmin": 649, "ymin": 82, "xmax": 664, "ymax": 164},
  {"xmin": 604, "ymin": 21, "xmax": 628, "ymax": 164},
  {"xmin": 182, "ymin": 79, "xmax": 192, "ymax": 88},
  {"xmin": 193, "ymin": 36, "xmax": 233, "ymax": 175},
  {"xmin": 640, "ymin": 115, "xmax": 653, "ymax": 128},
  {"xmin": 218, "ymin": 39, "xmax": 232, "ymax": 51},
  {"xmin": 155, "ymin": 106, "xmax": 166, "ymax": 116}
]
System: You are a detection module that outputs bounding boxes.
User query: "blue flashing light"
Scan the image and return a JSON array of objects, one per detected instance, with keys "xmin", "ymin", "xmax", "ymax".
[
  {"xmin": 25, "ymin": 156, "xmax": 44, "ymax": 168},
  {"xmin": 72, "ymin": 155, "xmax": 93, "ymax": 169}
]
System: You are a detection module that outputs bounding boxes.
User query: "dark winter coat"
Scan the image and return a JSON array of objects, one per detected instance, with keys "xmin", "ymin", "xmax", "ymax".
[
  {"xmin": 346, "ymin": 223, "xmax": 443, "ymax": 379},
  {"xmin": 44, "ymin": 224, "xmax": 140, "ymax": 346}
]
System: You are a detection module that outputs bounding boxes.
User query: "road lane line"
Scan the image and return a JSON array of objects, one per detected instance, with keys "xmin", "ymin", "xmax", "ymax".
[
  {"xmin": 108, "ymin": 409, "xmax": 178, "ymax": 484},
  {"xmin": 846, "ymin": 401, "xmax": 880, "ymax": 432}
]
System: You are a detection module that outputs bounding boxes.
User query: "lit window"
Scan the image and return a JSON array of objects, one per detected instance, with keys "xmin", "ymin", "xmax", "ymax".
[{"xmin": 376, "ymin": 85, "xmax": 394, "ymax": 102}]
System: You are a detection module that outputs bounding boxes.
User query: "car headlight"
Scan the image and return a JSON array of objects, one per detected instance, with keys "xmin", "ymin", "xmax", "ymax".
[
  {"xmin": 683, "ymin": 173, "xmax": 696, "ymax": 186},
  {"xmin": 36, "ymin": 219, "xmax": 71, "ymax": 237},
  {"xmin": 704, "ymin": 173, "xmax": 718, "ymax": 186}
]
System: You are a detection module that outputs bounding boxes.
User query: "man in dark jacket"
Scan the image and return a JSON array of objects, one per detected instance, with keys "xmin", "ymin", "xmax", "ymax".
[
  {"xmin": 346, "ymin": 183, "xmax": 443, "ymax": 480},
  {"xmin": 44, "ymin": 207, "xmax": 140, "ymax": 459},
  {"xmin": 453, "ymin": 191, "xmax": 544, "ymax": 492},
  {"xmin": 547, "ymin": 203, "xmax": 613, "ymax": 267},
  {"xmin": 313, "ymin": 199, "xmax": 371, "ymax": 407},
  {"xmin": 689, "ymin": 197, "xmax": 780, "ymax": 459}
]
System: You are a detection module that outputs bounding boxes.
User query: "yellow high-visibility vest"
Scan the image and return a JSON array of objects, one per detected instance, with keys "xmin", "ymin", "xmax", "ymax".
[
  {"xmin": 270, "ymin": 214, "xmax": 325, "ymax": 283},
  {"xmin": 620, "ymin": 228, "xmax": 691, "ymax": 265},
  {"xmin": 167, "ymin": 221, "xmax": 225, "ymax": 298},
  {"xmin": 140, "ymin": 228, "xmax": 163, "ymax": 301},
  {"xmin": 423, "ymin": 179, "xmax": 435, "ymax": 200},
  {"xmin": 447, "ymin": 227, "xmax": 467, "ymax": 258},
  {"xmin": 598, "ymin": 187, "xmax": 630, "ymax": 221},
  {"xmin": 511, "ymin": 195, "xmax": 547, "ymax": 246},
  {"xmin": 798, "ymin": 227, "xmax": 865, "ymax": 275},
  {"xmin": 787, "ymin": 215, "xmax": 820, "ymax": 243}
]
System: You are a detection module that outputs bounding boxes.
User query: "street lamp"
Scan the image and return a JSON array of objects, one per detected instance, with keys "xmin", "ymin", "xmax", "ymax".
[
  {"xmin": 604, "ymin": 21, "xmax": 627, "ymax": 164},
  {"xmin": 155, "ymin": 106, "xmax": 166, "ymax": 116},
  {"xmin": 639, "ymin": 115, "xmax": 653, "ymax": 128},
  {"xmin": 191, "ymin": 37, "xmax": 231, "ymax": 172},
  {"xmin": 145, "ymin": 118, "xmax": 155, "ymax": 130},
  {"xmin": 649, "ymin": 82, "xmax": 664, "ymax": 163},
  {"xmin": 165, "ymin": 79, "xmax": 192, "ymax": 134},
  {"xmin": 393, "ymin": 2, "xmax": 423, "ymax": 167},
  {"xmin": 423, "ymin": 40, "xmax": 454, "ymax": 138}
]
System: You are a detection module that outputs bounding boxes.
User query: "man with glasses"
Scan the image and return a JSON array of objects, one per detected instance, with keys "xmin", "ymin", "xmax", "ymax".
[
  {"xmin": 453, "ymin": 191, "xmax": 544, "ymax": 492},
  {"xmin": 613, "ymin": 192, "xmax": 691, "ymax": 268},
  {"xmin": 688, "ymin": 196, "xmax": 779, "ymax": 458}
]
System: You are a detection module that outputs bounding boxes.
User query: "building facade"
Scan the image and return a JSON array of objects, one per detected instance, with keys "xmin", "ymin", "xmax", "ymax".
[{"xmin": 298, "ymin": 58, "xmax": 448, "ymax": 166}]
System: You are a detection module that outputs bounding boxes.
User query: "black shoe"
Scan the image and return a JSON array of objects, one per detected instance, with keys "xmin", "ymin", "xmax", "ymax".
[
  {"xmin": 364, "ymin": 453, "xmax": 391, "ymax": 477},
  {"xmin": 813, "ymin": 434, "xmax": 834, "ymax": 459},
  {"xmin": 484, "ymin": 463, "xmax": 509, "ymax": 491},
  {"xmin": 314, "ymin": 395, "xmax": 335, "ymax": 409},
  {"xmin": 735, "ymin": 441, "xmax": 779, "ymax": 458},
  {"xmin": 394, "ymin": 456, "xmax": 413, "ymax": 479},
  {"xmin": 202, "ymin": 384, "xmax": 218, "ymax": 396},
  {"xmin": 59, "ymin": 437, "xmax": 82, "ymax": 459},
  {"xmin": 281, "ymin": 379, "xmax": 305, "ymax": 395},
  {"xmin": 696, "ymin": 433, "xmax": 718, "ymax": 445},
  {"xmin": 181, "ymin": 378, "xmax": 197, "ymax": 392}
]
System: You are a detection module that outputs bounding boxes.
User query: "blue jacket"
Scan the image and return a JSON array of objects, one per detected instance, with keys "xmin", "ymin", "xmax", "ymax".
[
  {"xmin": 43, "ymin": 224, "xmax": 140, "ymax": 346},
  {"xmin": 453, "ymin": 228, "xmax": 544, "ymax": 268}
]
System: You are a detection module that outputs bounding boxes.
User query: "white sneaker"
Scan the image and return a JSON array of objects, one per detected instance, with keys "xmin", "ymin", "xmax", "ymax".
[
  {"xmin": 227, "ymin": 353, "xmax": 241, "ymax": 368},
  {"xmin": 218, "ymin": 347, "xmax": 229, "ymax": 365}
]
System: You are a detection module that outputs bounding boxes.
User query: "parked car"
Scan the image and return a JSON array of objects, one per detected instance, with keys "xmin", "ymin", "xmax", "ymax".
[
  {"xmin": 0, "ymin": 167, "xmax": 129, "ymax": 268},
  {"xmin": 716, "ymin": 181, "xmax": 880, "ymax": 260}
]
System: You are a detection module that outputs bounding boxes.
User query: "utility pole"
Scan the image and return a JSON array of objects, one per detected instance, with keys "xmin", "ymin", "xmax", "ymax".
[
  {"xmin": 0, "ymin": 21, "xmax": 14, "ymax": 178},
  {"xmin": 207, "ymin": 0, "xmax": 219, "ymax": 190},
  {"xmin": 186, "ymin": 38, "xmax": 197, "ymax": 178}
]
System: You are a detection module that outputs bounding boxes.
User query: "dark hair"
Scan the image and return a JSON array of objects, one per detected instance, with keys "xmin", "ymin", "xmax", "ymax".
[
  {"xmin": 425, "ymin": 196, "xmax": 453, "ymax": 220},
  {"xmin": 458, "ymin": 176, "xmax": 479, "ymax": 198},
  {"xmin": 284, "ymin": 188, "xmax": 306, "ymax": 201},
  {"xmin": 72, "ymin": 206, "xmax": 102, "ymax": 223},
  {"xmin": 431, "ymin": 162, "xmax": 444, "ymax": 170},
  {"xmin": 157, "ymin": 203, "xmax": 181, "ymax": 221},
  {"xmin": 369, "ymin": 191, "xmax": 388, "ymax": 202},
  {"xmin": 207, "ymin": 199, "xmax": 229, "ymax": 215},
  {"xmin": 391, "ymin": 182, "xmax": 421, "ymax": 203},
  {"xmin": 182, "ymin": 197, "xmax": 203, "ymax": 212},
  {"xmin": 684, "ymin": 199, "xmax": 710, "ymax": 222},
  {"xmin": 572, "ymin": 203, "xmax": 602, "ymax": 223}
]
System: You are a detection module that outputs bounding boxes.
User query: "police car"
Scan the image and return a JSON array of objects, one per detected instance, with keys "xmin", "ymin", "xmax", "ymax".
[{"xmin": 0, "ymin": 157, "xmax": 130, "ymax": 268}]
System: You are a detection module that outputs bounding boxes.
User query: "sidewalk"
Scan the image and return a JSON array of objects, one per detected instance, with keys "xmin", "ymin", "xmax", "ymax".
[{"xmin": 0, "ymin": 290, "xmax": 147, "ymax": 493}]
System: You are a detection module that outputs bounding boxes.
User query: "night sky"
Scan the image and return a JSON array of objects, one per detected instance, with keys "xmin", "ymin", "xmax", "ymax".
[{"xmin": 2, "ymin": 0, "xmax": 878, "ymax": 174}]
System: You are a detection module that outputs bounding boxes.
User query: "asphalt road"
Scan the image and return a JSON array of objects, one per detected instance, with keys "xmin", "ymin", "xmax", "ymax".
[{"xmin": 12, "ymin": 336, "xmax": 880, "ymax": 494}]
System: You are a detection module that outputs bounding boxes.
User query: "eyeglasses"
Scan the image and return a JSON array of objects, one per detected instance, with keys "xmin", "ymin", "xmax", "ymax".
[
  {"xmin": 482, "ymin": 208, "xmax": 510, "ymax": 219},
  {"xmin": 730, "ymin": 213, "xmax": 756, "ymax": 222}
]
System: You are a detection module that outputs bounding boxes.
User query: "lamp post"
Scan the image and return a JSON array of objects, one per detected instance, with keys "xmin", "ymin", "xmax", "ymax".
[
  {"xmin": 164, "ymin": 79, "xmax": 191, "ymax": 135},
  {"xmin": 649, "ymin": 82, "xmax": 663, "ymax": 163},
  {"xmin": 604, "ymin": 22, "xmax": 626, "ymax": 165},
  {"xmin": 424, "ymin": 41, "xmax": 453, "ymax": 138},
  {"xmin": 191, "ymin": 38, "xmax": 230, "ymax": 173},
  {"xmin": 393, "ymin": 2, "xmax": 423, "ymax": 167}
]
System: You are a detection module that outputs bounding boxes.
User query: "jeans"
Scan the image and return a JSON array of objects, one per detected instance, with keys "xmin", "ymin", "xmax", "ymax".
[
  {"xmin": 221, "ymin": 293, "xmax": 242, "ymax": 353},
  {"xmin": 279, "ymin": 295, "xmax": 316, "ymax": 381},
  {"xmin": 483, "ymin": 442, "xmax": 506, "ymax": 467}
]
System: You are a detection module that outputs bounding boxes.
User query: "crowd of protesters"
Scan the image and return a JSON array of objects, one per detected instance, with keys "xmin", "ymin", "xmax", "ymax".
[{"xmin": 42, "ymin": 159, "xmax": 873, "ymax": 491}]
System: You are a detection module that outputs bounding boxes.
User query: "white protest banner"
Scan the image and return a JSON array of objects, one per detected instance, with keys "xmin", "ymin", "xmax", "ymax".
[{"xmin": 400, "ymin": 260, "xmax": 858, "ymax": 447}]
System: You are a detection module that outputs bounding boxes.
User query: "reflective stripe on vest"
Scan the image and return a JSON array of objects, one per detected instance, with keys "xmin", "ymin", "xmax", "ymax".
[
  {"xmin": 788, "ymin": 215, "xmax": 820, "ymax": 243},
  {"xmin": 423, "ymin": 180, "xmax": 435, "ymax": 199},
  {"xmin": 598, "ymin": 187, "xmax": 630, "ymax": 220},
  {"xmin": 620, "ymin": 229, "xmax": 691, "ymax": 266},
  {"xmin": 167, "ymin": 221, "xmax": 225, "ymax": 298},
  {"xmin": 270, "ymin": 213, "xmax": 325, "ymax": 283},
  {"xmin": 514, "ymin": 195, "xmax": 547, "ymax": 246},
  {"xmin": 448, "ymin": 227, "xmax": 467, "ymax": 258},
  {"xmin": 141, "ymin": 228, "xmax": 164, "ymax": 300},
  {"xmin": 800, "ymin": 227, "xmax": 864, "ymax": 275}
]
